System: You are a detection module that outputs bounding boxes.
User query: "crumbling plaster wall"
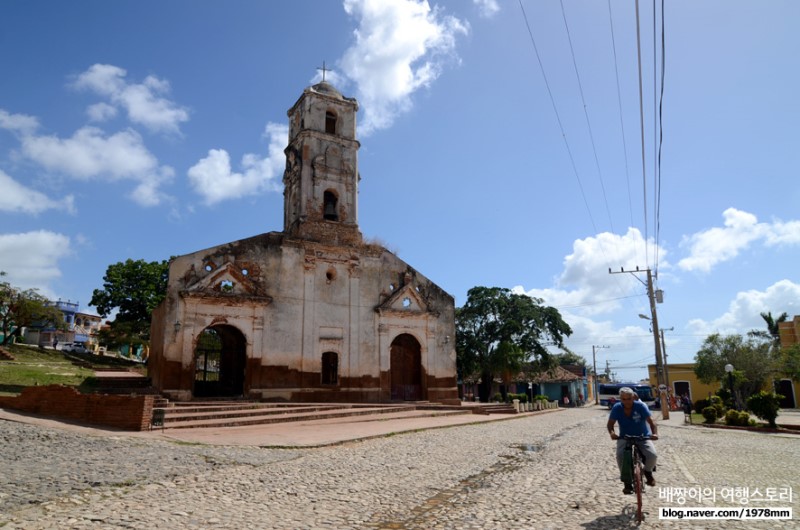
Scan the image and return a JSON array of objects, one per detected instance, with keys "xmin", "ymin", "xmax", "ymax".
[{"xmin": 150, "ymin": 231, "xmax": 456, "ymax": 402}]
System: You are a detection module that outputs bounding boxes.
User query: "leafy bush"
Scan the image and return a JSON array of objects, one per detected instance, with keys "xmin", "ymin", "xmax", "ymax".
[
  {"xmin": 739, "ymin": 411, "xmax": 753, "ymax": 426},
  {"xmin": 506, "ymin": 393, "xmax": 528, "ymax": 404},
  {"xmin": 694, "ymin": 399, "xmax": 709, "ymax": 414},
  {"xmin": 747, "ymin": 391, "xmax": 783, "ymax": 428},
  {"xmin": 702, "ymin": 406, "xmax": 718, "ymax": 424},
  {"xmin": 492, "ymin": 393, "xmax": 503, "ymax": 403},
  {"xmin": 535, "ymin": 394, "xmax": 549, "ymax": 402},
  {"xmin": 716, "ymin": 388, "xmax": 735, "ymax": 410},
  {"xmin": 709, "ymin": 395, "xmax": 727, "ymax": 417},
  {"xmin": 724, "ymin": 409, "xmax": 751, "ymax": 426}
]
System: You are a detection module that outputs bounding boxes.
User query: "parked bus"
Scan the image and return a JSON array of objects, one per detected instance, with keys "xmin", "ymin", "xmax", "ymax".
[{"xmin": 598, "ymin": 383, "xmax": 656, "ymax": 408}]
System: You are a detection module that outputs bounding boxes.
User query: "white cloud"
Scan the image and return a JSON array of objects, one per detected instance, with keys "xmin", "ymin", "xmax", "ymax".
[
  {"xmin": 0, "ymin": 230, "xmax": 72, "ymax": 296},
  {"xmin": 764, "ymin": 218, "xmax": 800, "ymax": 246},
  {"xmin": 518, "ymin": 227, "xmax": 665, "ymax": 316},
  {"xmin": 188, "ymin": 122, "xmax": 287, "ymax": 205},
  {"xmin": 473, "ymin": 0, "xmax": 499, "ymax": 18},
  {"xmin": 687, "ymin": 279, "xmax": 800, "ymax": 337},
  {"xmin": 73, "ymin": 64, "xmax": 189, "ymax": 134},
  {"xmin": 678, "ymin": 208, "xmax": 762, "ymax": 272},
  {"xmin": 340, "ymin": 0, "xmax": 468, "ymax": 135},
  {"xmin": 0, "ymin": 109, "xmax": 39, "ymax": 135},
  {"xmin": 678, "ymin": 208, "xmax": 800, "ymax": 272},
  {"xmin": 130, "ymin": 167, "xmax": 175, "ymax": 207},
  {"xmin": 0, "ymin": 170, "xmax": 75, "ymax": 215},
  {"xmin": 86, "ymin": 102, "xmax": 118, "ymax": 122},
  {"xmin": 19, "ymin": 126, "xmax": 172, "ymax": 206}
]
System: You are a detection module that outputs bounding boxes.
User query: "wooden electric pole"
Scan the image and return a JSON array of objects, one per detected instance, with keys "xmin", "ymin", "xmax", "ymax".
[
  {"xmin": 592, "ymin": 345, "xmax": 609, "ymax": 405},
  {"xmin": 609, "ymin": 266, "xmax": 669, "ymax": 419}
]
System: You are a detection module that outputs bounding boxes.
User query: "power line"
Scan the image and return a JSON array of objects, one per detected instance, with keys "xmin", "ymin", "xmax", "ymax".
[
  {"xmin": 552, "ymin": 293, "xmax": 644, "ymax": 310},
  {"xmin": 518, "ymin": 0, "xmax": 637, "ymax": 313},
  {"xmin": 517, "ymin": 0, "xmax": 598, "ymax": 237},
  {"xmin": 559, "ymin": 0, "xmax": 616, "ymax": 235},
  {"xmin": 606, "ymin": 0, "xmax": 638, "ymax": 260},
  {"xmin": 655, "ymin": 0, "xmax": 666, "ymax": 280},
  {"xmin": 634, "ymin": 0, "xmax": 649, "ymax": 267}
]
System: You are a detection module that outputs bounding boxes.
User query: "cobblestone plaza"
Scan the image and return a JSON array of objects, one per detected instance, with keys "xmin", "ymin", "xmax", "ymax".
[{"xmin": 2, "ymin": 407, "xmax": 798, "ymax": 529}]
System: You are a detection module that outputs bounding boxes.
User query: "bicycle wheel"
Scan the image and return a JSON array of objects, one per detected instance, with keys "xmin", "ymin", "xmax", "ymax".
[{"xmin": 633, "ymin": 449, "xmax": 644, "ymax": 523}]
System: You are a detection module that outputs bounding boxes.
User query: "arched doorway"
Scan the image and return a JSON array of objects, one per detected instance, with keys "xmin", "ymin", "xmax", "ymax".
[
  {"xmin": 776, "ymin": 379, "xmax": 796, "ymax": 408},
  {"xmin": 194, "ymin": 325, "xmax": 247, "ymax": 398},
  {"xmin": 390, "ymin": 333, "xmax": 423, "ymax": 401}
]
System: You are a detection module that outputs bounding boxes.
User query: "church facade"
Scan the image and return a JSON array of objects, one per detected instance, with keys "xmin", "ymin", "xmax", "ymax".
[{"xmin": 148, "ymin": 80, "xmax": 459, "ymax": 404}]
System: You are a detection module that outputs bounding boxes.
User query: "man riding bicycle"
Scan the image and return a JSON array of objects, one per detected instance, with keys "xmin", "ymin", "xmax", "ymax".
[{"xmin": 607, "ymin": 387, "xmax": 659, "ymax": 494}]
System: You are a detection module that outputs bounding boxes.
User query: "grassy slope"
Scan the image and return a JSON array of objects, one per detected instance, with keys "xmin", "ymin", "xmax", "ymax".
[{"xmin": 0, "ymin": 344, "xmax": 143, "ymax": 396}]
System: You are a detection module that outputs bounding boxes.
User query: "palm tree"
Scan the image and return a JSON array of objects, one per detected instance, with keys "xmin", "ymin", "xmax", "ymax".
[{"xmin": 760, "ymin": 311, "xmax": 788, "ymax": 347}]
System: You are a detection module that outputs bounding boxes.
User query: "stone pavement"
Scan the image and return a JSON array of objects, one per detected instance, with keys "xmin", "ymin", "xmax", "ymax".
[
  {"xmin": 2, "ymin": 405, "xmax": 798, "ymax": 529},
  {"xmin": 0, "ymin": 405, "xmax": 564, "ymax": 448}
]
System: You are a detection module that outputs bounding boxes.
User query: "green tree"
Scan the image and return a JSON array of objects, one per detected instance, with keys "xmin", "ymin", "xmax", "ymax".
[
  {"xmin": 90, "ymin": 259, "xmax": 169, "ymax": 347},
  {"xmin": 554, "ymin": 350, "xmax": 587, "ymax": 367},
  {"xmin": 456, "ymin": 286, "xmax": 572, "ymax": 402},
  {"xmin": 0, "ymin": 273, "xmax": 65, "ymax": 345},
  {"xmin": 694, "ymin": 333, "xmax": 775, "ymax": 404}
]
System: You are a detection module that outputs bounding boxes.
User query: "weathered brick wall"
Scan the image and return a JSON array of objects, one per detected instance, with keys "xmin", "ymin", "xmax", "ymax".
[{"xmin": 0, "ymin": 385, "xmax": 154, "ymax": 431}]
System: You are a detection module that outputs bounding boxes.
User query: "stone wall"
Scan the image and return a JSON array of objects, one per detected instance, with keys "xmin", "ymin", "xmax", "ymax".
[{"xmin": 0, "ymin": 385, "xmax": 154, "ymax": 431}]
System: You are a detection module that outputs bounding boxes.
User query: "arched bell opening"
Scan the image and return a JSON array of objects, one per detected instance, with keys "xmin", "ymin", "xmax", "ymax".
[
  {"xmin": 323, "ymin": 190, "xmax": 339, "ymax": 221},
  {"xmin": 325, "ymin": 110, "xmax": 337, "ymax": 134}
]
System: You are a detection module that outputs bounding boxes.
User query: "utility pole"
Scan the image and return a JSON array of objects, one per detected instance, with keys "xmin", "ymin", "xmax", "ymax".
[
  {"xmin": 610, "ymin": 266, "xmax": 669, "ymax": 419},
  {"xmin": 593, "ymin": 345, "xmax": 609, "ymax": 405},
  {"xmin": 660, "ymin": 327, "xmax": 674, "ymax": 391},
  {"xmin": 605, "ymin": 359, "xmax": 614, "ymax": 380}
]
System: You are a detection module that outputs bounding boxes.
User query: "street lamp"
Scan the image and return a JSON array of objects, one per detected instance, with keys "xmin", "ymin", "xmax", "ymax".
[{"xmin": 725, "ymin": 363, "xmax": 736, "ymax": 410}]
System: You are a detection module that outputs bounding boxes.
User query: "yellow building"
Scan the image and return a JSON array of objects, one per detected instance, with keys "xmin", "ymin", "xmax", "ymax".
[
  {"xmin": 649, "ymin": 360, "xmax": 799, "ymax": 409},
  {"xmin": 778, "ymin": 315, "xmax": 800, "ymax": 348},
  {"xmin": 647, "ymin": 363, "xmax": 720, "ymax": 404},
  {"xmin": 777, "ymin": 315, "xmax": 800, "ymax": 407}
]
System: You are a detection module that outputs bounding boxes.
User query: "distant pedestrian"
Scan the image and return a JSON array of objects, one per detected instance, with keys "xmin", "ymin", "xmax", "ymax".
[{"xmin": 563, "ymin": 395, "xmax": 570, "ymax": 407}]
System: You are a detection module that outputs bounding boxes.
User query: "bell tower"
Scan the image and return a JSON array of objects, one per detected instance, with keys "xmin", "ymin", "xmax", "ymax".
[{"xmin": 283, "ymin": 79, "xmax": 362, "ymax": 245}]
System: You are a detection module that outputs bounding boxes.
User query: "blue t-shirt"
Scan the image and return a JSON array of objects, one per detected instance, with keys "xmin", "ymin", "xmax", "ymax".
[{"xmin": 610, "ymin": 400, "xmax": 652, "ymax": 436}]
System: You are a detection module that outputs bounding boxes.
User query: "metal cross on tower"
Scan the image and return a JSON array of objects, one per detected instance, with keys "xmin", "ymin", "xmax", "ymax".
[{"xmin": 317, "ymin": 61, "xmax": 329, "ymax": 82}]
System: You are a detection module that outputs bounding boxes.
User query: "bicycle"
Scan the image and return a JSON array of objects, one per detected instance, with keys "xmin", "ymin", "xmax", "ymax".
[{"xmin": 621, "ymin": 435, "xmax": 652, "ymax": 523}]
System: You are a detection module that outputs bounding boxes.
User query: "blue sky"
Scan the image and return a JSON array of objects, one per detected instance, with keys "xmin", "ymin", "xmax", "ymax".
[{"xmin": 1, "ymin": 0, "xmax": 798, "ymax": 381}]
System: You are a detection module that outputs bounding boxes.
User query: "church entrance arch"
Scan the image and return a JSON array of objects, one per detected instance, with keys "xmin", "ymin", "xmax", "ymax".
[
  {"xmin": 390, "ymin": 333, "xmax": 423, "ymax": 401},
  {"xmin": 193, "ymin": 325, "xmax": 247, "ymax": 398}
]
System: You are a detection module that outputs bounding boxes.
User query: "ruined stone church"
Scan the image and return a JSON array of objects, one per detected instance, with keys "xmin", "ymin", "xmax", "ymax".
[{"xmin": 149, "ymin": 80, "xmax": 458, "ymax": 404}]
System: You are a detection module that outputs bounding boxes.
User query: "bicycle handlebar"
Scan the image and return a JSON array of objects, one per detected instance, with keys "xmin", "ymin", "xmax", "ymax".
[{"xmin": 622, "ymin": 434, "xmax": 652, "ymax": 440}]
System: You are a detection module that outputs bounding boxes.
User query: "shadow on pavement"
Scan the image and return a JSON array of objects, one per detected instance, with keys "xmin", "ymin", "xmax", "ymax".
[{"xmin": 581, "ymin": 506, "xmax": 643, "ymax": 529}]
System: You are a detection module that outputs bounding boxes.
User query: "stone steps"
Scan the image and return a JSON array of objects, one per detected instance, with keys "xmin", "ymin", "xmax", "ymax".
[
  {"xmin": 151, "ymin": 402, "xmax": 472, "ymax": 430},
  {"xmin": 87, "ymin": 371, "xmax": 156, "ymax": 396},
  {"xmin": 471, "ymin": 404, "xmax": 519, "ymax": 415},
  {"xmin": 162, "ymin": 404, "xmax": 377, "ymax": 423}
]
